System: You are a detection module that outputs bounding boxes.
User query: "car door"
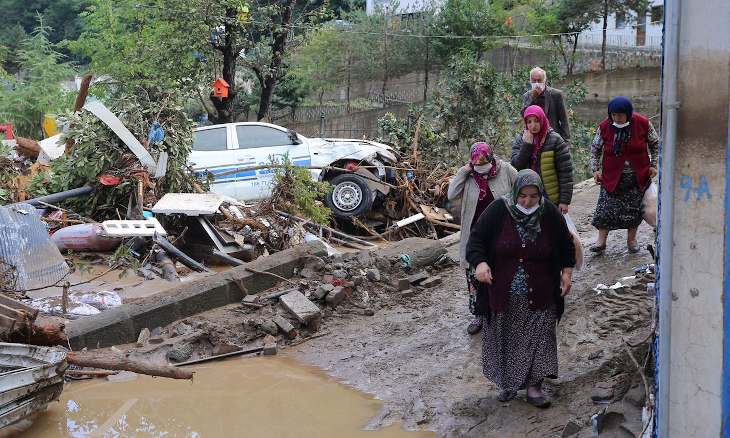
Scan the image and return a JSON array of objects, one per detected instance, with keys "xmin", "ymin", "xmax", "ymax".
[
  {"xmin": 233, "ymin": 124, "xmax": 311, "ymax": 200},
  {"xmin": 189, "ymin": 125, "xmax": 241, "ymax": 199}
]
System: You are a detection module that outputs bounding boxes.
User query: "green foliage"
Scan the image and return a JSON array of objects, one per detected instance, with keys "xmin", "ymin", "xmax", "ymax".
[
  {"xmin": 29, "ymin": 85, "xmax": 204, "ymax": 219},
  {"xmin": 70, "ymin": 0, "xmax": 206, "ymax": 93},
  {"xmin": 0, "ymin": 19, "xmax": 75, "ymax": 138},
  {"xmin": 270, "ymin": 154, "xmax": 332, "ymax": 225},
  {"xmin": 432, "ymin": 0, "xmax": 509, "ymax": 60}
]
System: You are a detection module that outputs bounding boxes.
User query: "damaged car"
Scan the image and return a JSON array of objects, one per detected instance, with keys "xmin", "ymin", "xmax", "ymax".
[{"xmin": 189, "ymin": 122, "xmax": 398, "ymax": 219}]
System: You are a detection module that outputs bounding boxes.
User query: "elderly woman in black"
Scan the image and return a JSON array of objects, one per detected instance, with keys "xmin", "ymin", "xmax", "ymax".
[{"xmin": 466, "ymin": 169, "xmax": 575, "ymax": 408}]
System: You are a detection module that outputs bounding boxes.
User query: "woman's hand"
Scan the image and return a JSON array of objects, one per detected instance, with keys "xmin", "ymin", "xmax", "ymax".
[
  {"xmin": 648, "ymin": 167, "xmax": 658, "ymax": 178},
  {"xmin": 559, "ymin": 203, "xmax": 569, "ymax": 214},
  {"xmin": 560, "ymin": 268, "xmax": 573, "ymax": 297},
  {"xmin": 461, "ymin": 163, "xmax": 472, "ymax": 173},
  {"xmin": 475, "ymin": 262, "xmax": 493, "ymax": 285},
  {"xmin": 593, "ymin": 171, "xmax": 602, "ymax": 185},
  {"xmin": 522, "ymin": 129, "xmax": 534, "ymax": 144}
]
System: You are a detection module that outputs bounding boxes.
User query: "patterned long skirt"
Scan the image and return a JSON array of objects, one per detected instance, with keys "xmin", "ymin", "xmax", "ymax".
[
  {"xmin": 592, "ymin": 171, "xmax": 644, "ymax": 230},
  {"xmin": 482, "ymin": 294, "xmax": 558, "ymax": 391}
]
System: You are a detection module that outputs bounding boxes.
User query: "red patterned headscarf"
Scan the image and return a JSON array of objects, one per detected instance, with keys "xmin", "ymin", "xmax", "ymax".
[{"xmin": 469, "ymin": 142, "xmax": 498, "ymax": 200}]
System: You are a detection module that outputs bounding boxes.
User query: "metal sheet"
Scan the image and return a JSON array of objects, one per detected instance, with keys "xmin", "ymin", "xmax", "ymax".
[
  {"xmin": 83, "ymin": 100, "xmax": 157, "ymax": 174},
  {"xmin": 0, "ymin": 204, "xmax": 70, "ymax": 291},
  {"xmin": 152, "ymin": 193, "xmax": 224, "ymax": 216}
]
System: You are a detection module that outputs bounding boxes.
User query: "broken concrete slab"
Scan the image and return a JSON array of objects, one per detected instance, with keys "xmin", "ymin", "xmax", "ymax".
[
  {"xmin": 136, "ymin": 328, "xmax": 150, "ymax": 346},
  {"xmin": 242, "ymin": 295, "xmax": 259, "ymax": 305},
  {"xmin": 272, "ymin": 315, "xmax": 297, "ymax": 339},
  {"xmin": 401, "ymin": 289, "xmax": 418, "ymax": 298},
  {"xmin": 407, "ymin": 272, "xmax": 429, "ymax": 285},
  {"xmin": 67, "ymin": 240, "xmax": 328, "ymax": 349},
  {"xmin": 396, "ymin": 278, "xmax": 410, "ymax": 291},
  {"xmin": 325, "ymin": 286, "xmax": 348, "ymax": 307},
  {"xmin": 262, "ymin": 335, "xmax": 278, "ymax": 356},
  {"xmin": 420, "ymin": 276, "xmax": 442, "ymax": 288},
  {"xmin": 280, "ymin": 291, "xmax": 322, "ymax": 325}
]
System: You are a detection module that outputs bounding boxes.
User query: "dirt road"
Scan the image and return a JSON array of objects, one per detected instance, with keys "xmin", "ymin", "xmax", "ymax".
[{"xmin": 292, "ymin": 180, "xmax": 655, "ymax": 437}]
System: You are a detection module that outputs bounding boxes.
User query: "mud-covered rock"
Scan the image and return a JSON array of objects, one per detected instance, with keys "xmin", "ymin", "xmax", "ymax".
[{"xmin": 166, "ymin": 343, "xmax": 193, "ymax": 362}]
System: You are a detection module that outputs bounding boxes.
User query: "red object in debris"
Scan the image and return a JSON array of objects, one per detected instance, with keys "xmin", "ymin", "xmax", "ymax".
[
  {"xmin": 50, "ymin": 223, "xmax": 121, "ymax": 252},
  {"xmin": 343, "ymin": 161, "xmax": 359, "ymax": 172},
  {"xmin": 98, "ymin": 174, "xmax": 122, "ymax": 186},
  {"xmin": 212, "ymin": 78, "xmax": 230, "ymax": 98},
  {"xmin": 0, "ymin": 123, "xmax": 14, "ymax": 140}
]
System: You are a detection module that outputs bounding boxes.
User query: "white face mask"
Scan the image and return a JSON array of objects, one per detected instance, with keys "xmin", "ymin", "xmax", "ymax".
[
  {"xmin": 531, "ymin": 82, "xmax": 545, "ymax": 91},
  {"xmin": 516, "ymin": 203, "xmax": 540, "ymax": 215},
  {"xmin": 473, "ymin": 163, "xmax": 492, "ymax": 174},
  {"xmin": 612, "ymin": 121, "xmax": 630, "ymax": 129}
]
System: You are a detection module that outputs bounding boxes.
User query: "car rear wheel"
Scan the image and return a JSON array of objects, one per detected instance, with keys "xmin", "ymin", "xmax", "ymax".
[{"xmin": 325, "ymin": 174, "xmax": 374, "ymax": 219}]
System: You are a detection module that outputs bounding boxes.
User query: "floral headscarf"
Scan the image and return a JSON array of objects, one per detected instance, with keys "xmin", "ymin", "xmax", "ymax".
[{"xmin": 469, "ymin": 142, "xmax": 498, "ymax": 201}]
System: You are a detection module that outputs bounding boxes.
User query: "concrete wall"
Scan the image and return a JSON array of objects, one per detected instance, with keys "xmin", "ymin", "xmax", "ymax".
[{"xmin": 663, "ymin": 0, "xmax": 728, "ymax": 435}]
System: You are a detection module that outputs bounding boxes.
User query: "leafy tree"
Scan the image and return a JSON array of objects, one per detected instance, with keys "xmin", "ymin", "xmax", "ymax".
[
  {"xmin": 432, "ymin": 0, "xmax": 508, "ymax": 61},
  {"xmin": 0, "ymin": 20, "xmax": 75, "ymax": 138},
  {"xmin": 73, "ymin": 0, "xmax": 328, "ymax": 123}
]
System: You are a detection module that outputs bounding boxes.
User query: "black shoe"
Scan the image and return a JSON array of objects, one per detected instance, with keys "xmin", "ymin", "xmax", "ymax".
[
  {"xmin": 526, "ymin": 394, "xmax": 551, "ymax": 408},
  {"xmin": 498, "ymin": 390, "xmax": 517, "ymax": 402},
  {"xmin": 467, "ymin": 318, "xmax": 482, "ymax": 335}
]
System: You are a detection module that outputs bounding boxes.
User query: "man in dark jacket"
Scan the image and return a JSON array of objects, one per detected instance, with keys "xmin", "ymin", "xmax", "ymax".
[{"xmin": 522, "ymin": 67, "xmax": 571, "ymax": 140}]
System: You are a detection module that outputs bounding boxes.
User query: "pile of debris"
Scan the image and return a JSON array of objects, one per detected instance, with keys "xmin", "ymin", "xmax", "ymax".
[{"xmin": 122, "ymin": 239, "xmax": 456, "ymax": 365}]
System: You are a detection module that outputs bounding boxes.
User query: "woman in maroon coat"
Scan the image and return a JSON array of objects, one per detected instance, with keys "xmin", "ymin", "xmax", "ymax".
[
  {"xmin": 590, "ymin": 96, "xmax": 658, "ymax": 253},
  {"xmin": 467, "ymin": 169, "xmax": 575, "ymax": 408}
]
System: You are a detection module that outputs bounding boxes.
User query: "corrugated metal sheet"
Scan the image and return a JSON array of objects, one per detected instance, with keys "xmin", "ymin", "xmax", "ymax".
[{"xmin": 0, "ymin": 204, "xmax": 69, "ymax": 291}]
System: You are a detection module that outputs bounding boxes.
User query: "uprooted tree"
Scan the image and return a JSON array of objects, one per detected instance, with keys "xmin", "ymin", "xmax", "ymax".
[{"xmin": 29, "ymin": 85, "xmax": 205, "ymax": 220}]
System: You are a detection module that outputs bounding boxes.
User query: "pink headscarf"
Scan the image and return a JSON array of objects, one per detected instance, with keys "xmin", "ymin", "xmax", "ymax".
[
  {"xmin": 523, "ymin": 105, "xmax": 551, "ymax": 170},
  {"xmin": 469, "ymin": 142, "xmax": 498, "ymax": 200}
]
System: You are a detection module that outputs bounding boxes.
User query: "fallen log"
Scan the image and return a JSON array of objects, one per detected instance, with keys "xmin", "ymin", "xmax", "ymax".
[
  {"xmin": 64, "ymin": 369, "xmax": 119, "ymax": 378},
  {"xmin": 15, "ymin": 137, "xmax": 40, "ymax": 158},
  {"xmin": 66, "ymin": 351, "xmax": 194, "ymax": 380}
]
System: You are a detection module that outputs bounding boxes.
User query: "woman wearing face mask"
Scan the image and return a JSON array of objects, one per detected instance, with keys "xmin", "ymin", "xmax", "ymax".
[
  {"xmin": 511, "ymin": 105, "xmax": 574, "ymax": 214},
  {"xmin": 590, "ymin": 96, "xmax": 658, "ymax": 253},
  {"xmin": 466, "ymin": 169, "xmax": 575, "ymax": 408},
  {"xmin": 448, "ymin": 142, "xmax": 517, "ymax": 335}
]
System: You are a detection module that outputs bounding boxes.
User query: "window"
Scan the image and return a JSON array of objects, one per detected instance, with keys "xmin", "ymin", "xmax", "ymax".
[
  {"xmin": 651, "ymin": 5, "xmax": 664, "ymax": 23},
  {"xmin": 193, "ymin": 127, "xmax": 227, "ymax": 151},
  {"xmin": 615, "ymin": 12, "xmax": 626, "ymax": 29},
  {"xmin": 236, "ymin": 125, "xmax": 292, "ymax": 149}
]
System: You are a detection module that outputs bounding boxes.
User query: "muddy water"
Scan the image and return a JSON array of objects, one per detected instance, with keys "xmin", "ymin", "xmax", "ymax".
[{"xmin": 25, "ymin": 356, "xmax": 433, "ymax": 437}]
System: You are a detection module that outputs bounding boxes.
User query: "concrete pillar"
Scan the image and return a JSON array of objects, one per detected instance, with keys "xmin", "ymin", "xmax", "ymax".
[{"xmin": 661, "ymin": 0, "xmax": 729, "ymax": 436}]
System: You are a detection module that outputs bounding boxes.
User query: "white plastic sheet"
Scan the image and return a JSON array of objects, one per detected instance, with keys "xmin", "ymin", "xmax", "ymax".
[
  {"xmin": 563, "ymin": 213, "xmax": 585, "ymax": 271},
  {"xmin": 642, "ymin": 182, "xmax": 658, "ymax": 227}
]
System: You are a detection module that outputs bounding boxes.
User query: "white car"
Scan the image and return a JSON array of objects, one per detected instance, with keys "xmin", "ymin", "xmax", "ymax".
[{"xmin": 189, "ymin": 122, "xmax": 398, "ymax": 218}]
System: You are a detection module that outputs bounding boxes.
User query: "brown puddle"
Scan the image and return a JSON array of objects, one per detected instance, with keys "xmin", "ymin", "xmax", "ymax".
[{"xmin": 24, "ymin": 356, "xmax": 434, "ymax": 437}]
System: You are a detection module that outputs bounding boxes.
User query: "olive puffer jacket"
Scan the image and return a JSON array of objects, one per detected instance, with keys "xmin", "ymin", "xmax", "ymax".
[{"xmin": 511, "ymin": 129, "xmax": 574, "ymax": 205}]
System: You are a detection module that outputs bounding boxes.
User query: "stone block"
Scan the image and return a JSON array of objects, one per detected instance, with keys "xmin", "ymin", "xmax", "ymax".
[
  {"xmin": 280, "ymin": 291, "xmax": 322, "ymax": 324},
  {"xmin": 420, "ymin": 276, "xmax": 443, "ymax": 288}
]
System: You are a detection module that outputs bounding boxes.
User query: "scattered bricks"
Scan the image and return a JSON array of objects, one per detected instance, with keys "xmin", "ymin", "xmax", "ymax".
[
  {"xmin": 408, "ymin": 271, "xmax": 429, "ymax": 285},
  {"xmin": 280, "ymin": 291, "xmax": 322, "ymax": 325},
  {"xmin": 332, "ymin": 269, "xmax": 349, "ymax": 279},
  {"xmin": 313, "ymin": 283, "xmax": 335, "ymax": 300},
  {"xmin": 366, "ymin": 268, "xmax": 381, "ymax": 282},
  {"xmin": 136, "ymin": 328, "xmax": 150, "ymax": 346},
  {"xmin": 420, "ymin": 276, "xmax": 443, "ymax": 288},
  {"xmin": 262, "ymin": 335, "xmax": 278, "ymax": 356},
  {"xmin": 325, "ymin": 286, "xmax": 349, "ymax": 307},
  {"xmin": 242, "ymin": 295, "xmax": 259, "ymax": 304},
  {"xmin": 259, "ymin": 320, "xmax": 278, "ymax": 336},
  {"xmin": 272, "ymin": 315, "xmax": 298, "ymax": 340},
  {"xmin": 400, "ymin": 289, "xmax": 419, "ymax": 298},
  {"xmin": 396, "ymin": 278, "xmax": 410, "ymax": 291}
]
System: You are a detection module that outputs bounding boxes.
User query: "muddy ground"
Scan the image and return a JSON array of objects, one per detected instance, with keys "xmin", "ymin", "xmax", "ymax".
[
  {"xmin": 112, "ymin": 179, "xmax": 655, "ymax": 437},
  {"xmin": 291, "ymin": 180, "xmax": 656, "ymax": 438}
]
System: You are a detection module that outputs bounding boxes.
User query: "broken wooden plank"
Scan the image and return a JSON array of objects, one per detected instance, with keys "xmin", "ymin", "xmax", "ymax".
[{"xmin": 0, "ymin": 294, "xmax": 38, "ymax": 320}]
